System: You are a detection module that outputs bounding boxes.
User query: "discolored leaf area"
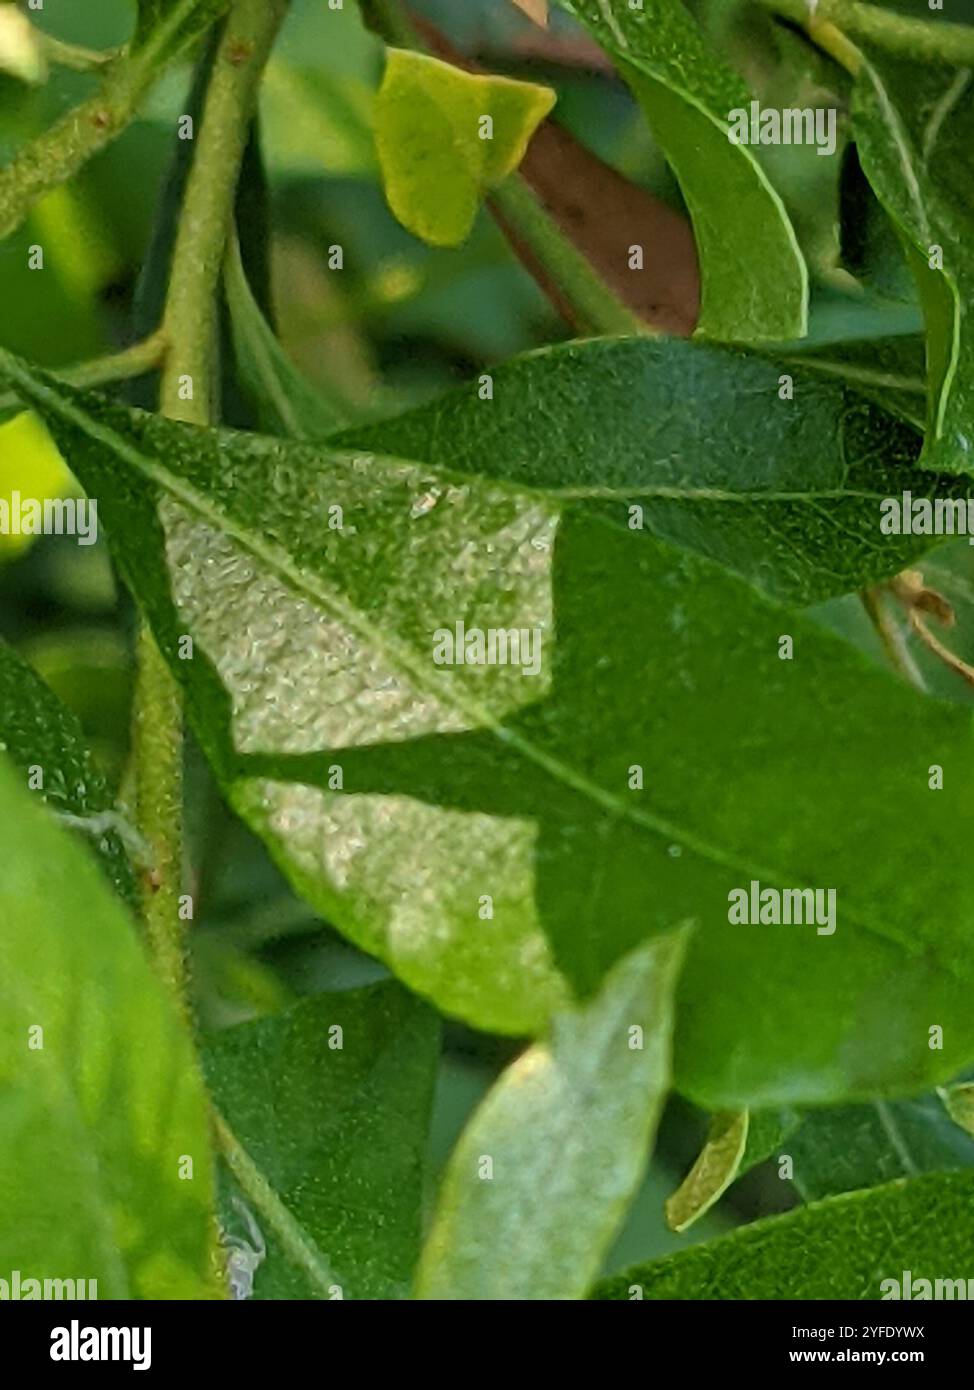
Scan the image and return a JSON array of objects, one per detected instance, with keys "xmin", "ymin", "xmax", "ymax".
[
  {"xmin": 5, "ymin": 346, "xmax": 974, "ymax": 1109},
  {"xmin": 595, "ymin": 1171, "xmax": 974, "ymax": 1299},
  {"xmin": 417, "ymin": 931, "xmax": 687, "ymax": 1299},
  {"xmin": 0, "ymin": 756, "xmax": 218, "ymax": 1298}
]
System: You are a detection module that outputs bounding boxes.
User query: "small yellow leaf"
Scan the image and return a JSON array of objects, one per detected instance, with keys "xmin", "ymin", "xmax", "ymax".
[{"xmin": 375, "ymin": 49, "xmax": 555, "ymax": 248}]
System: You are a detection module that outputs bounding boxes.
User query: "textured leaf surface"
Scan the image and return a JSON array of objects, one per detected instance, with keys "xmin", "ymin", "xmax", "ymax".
[
  {"xmin": 205, "ymin": 984, "xmax": 440, "ymax": 1299},
  {"xmin": 0, "ymin": 638, "xmax": 137, "ymax": 902},
  {"xmin": 789, "ymin": 1096, "xmax": 974, "ymax": 1202},
  {"xmin": 343, "ymin": 334, "xmax": 965, "ymax": 606},
  {"xmin": 6, "ymin": 350, "xmax": 974, "ymax": 1107},
  {"xmin": 0, "ymin": 756, "xmax": 217, "ymax": 1298},
  {"xmin": 375, "ymin": 49, "xmax": 555, "ymax": 247},
  {"xmin": 853, "ymin": 58, "xmax": 974, "ymax": 473},
  {"xmin": 417, "ymin": 932, "xmax": 687, "ymax": 1300},
  {"xmin": 596, "ymin": 1172, "xmax": 974, "ymax": 1299},
  {"xmin": 561, "ymin": 0, "xmax": 807, "ymax": 342}
]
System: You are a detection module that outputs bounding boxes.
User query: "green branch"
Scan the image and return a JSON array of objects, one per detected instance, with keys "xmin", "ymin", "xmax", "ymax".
[
  {"xmin": 0, "ymin": 331, "xmax": 166, "ymax": 415},
  {"xmin": 129, "ymin": 0, "xmax": 289, "ymax": 1015},
  {"xmin": 758, "ymin": 0, "xmax": 974, "ymax": 66},
  {"xmin": 0, "ymin": 1, "xmax": 231, "ymax": 242}
]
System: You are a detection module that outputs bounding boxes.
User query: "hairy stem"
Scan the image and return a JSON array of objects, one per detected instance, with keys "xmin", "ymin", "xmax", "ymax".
[
  {"xmin": 758, "ymin": 0, "xmax": 974, "ymax": 66},
  {"xmin": 0, "ymin": 1, "xmax": 231, "ymax": 242},
  {"xmin": 0, "ymin": 332, "xmax": 166, "ymax": 414},
  {"xmin": 39, "ymin": 35, "xmax": 120, "ymax": 73},
  {"xmin": 130, "ymin": 0, "xmax": 289, "ymax": 1013}
]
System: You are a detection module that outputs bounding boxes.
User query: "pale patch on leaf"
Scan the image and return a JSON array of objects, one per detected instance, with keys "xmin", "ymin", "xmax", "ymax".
[
  {"xmin": 375, "ymin": 49, "xmax": 556, "ymax": 248},
  {"xmin": 415, "ymin": 928, "xmax": 689, "ymax": 1299}
]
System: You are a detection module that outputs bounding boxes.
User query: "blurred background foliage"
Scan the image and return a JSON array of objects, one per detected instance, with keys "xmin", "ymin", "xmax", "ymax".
[{"xmin": 4, "ymin": 0, "xmax": 974, "ymax": 1274}]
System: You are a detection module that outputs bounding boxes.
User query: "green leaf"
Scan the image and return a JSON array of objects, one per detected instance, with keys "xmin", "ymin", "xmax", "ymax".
[
  {"xmin": 789, "ymin": 1096, "xmax": 974, "ymax": 1202},
  {"xmin": 7, "ymin": 348, "xmax": 974, "ymax": 1106},
  {"xmin": 224, "ymin": 236, "xmax": 350, "ymax": 440},
  {"xmin": 852, "ymin": 57, "xmax": 974, "ymax": 473},
  {"xmin": 0, "ymin": 755, "xmax": 218, "ymax": 1298},
  {"xmin": 375, "ymin": 49, "xmax": 556, "ymax": 248},
  {"xmin": 204, "ymin": 983, "xmax": 440, "ymax": 1298},
  {"xmin": 0, "ymin": 638, "xmax": 138, "ymax": 904},
  {"xmin": 133, "ymin": 0, "xmax": 229, "ymax": 61},
  {"xmin": 416, "ymin": 930, "xmax": 688, "ymax": 1300},
  {"xmin": 595, "ymin": 1171, "xmax": 974, "ymax": 1299},
  {"xmin": 344, "ymin": 334, "xmax": 967, "ymax": 606},
  {"xmin": 665, "ymin": 1110, "xmax": 749, "ymax": 1233},
  {"xmin": 560, "ymin": 0, "xmax": 807, "ymax": 342}
]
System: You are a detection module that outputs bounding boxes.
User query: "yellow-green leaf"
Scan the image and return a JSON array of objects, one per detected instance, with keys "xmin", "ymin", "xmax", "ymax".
[
  {"xmin": 665, "ymin": 1110, "xmax": 749, "ymax": 1234},
  {"xmin": 375, "ymin": 49, "xmax": 555, "ymax": 248}
]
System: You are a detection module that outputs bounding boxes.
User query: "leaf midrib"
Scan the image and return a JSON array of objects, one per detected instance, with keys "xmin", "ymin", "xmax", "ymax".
[{"xmin": 0, "ymin": 352, "xmax": 957, "ymax": 981}]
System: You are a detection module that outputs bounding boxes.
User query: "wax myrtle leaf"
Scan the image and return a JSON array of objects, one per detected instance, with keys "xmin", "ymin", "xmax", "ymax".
[
  {"xmin": 417, "ymin": 930, "xmax": 688, "ymax": 1300},
  {"xmin": 375, "ymin": 49, "xmax": 556, "ymax": 248},
  {"xmin": 665, "ymin": 1110, "xmax": 749, "ymax": 1233},
  {"xmin": 342, "ymin": 333, "xmax": 962, "ymax": 606},
  {"xmin": 204, "ymin": 984, "xmax": 440, "ymax": 1299},
  {"xmin": 788, "ymin": 1095, "xmax": 974, "ymax": 1202},
  {"xmin": 559, "ymin": 0, "xmax": 807, "ymax": 342},
  {"xmin": 0, "ymin": 755, "xmax": 218, "ymax": 1298},
  {"xmin": 223, "ymin": 236, "xmax": 350, "ymax": 440},
  {"xmin": 0, "ymin": 638, "xmax": 138, "ymax": 903},
  {"xmin": 6, "ymin": 348, "xmax": 974, "ymax": 1105},
  {"xmin": 773, "ymin": 332, "xmax": 926, "ymax": 430},
  {"xmin": 852, "ymin": 57, "xmax": 974, "ymax": 473},
  {"xmin": 595, "ymin": 1171, "xmax": 974, "ymax": 1299}
]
